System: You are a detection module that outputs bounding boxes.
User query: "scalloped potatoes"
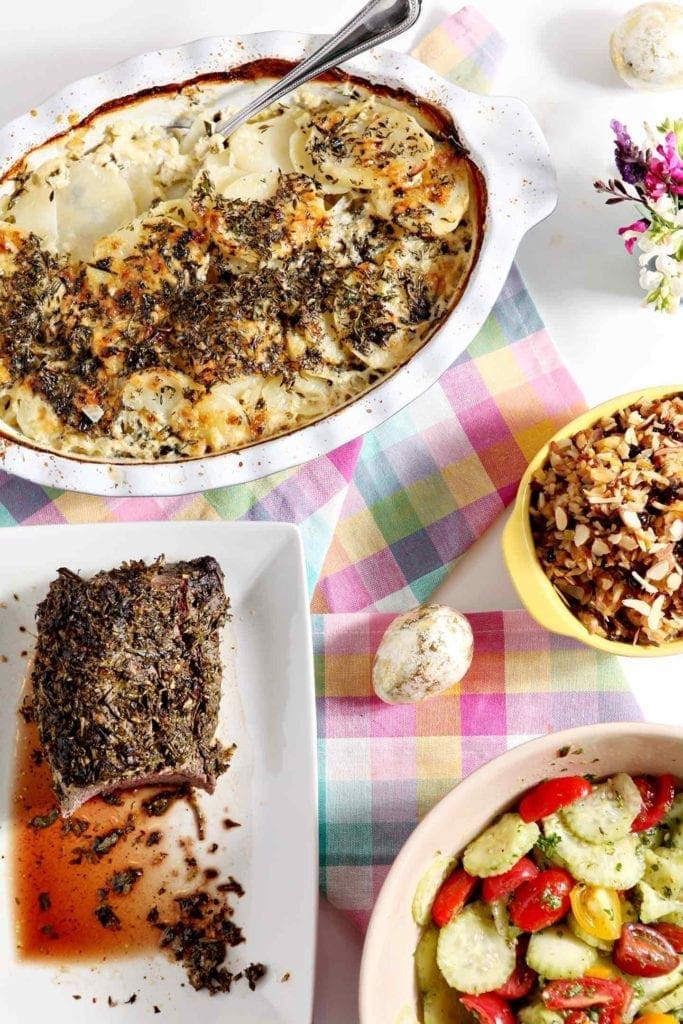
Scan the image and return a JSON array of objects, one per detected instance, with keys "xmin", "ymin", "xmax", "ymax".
[{"xmin": 0, "ymin": 73, "xmax": 483, "ymax": 460}]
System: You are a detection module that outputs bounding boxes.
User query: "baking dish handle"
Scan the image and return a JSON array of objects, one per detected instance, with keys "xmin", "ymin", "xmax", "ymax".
[{"xmin": 478, "ymin": 95, "xmax": 557, "ymax": 236}]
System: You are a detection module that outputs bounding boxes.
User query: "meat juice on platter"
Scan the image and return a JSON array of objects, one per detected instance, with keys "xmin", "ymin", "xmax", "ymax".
[{"xmin": 12, "ymin": 556, "xmax": 265, "ymax": 996}]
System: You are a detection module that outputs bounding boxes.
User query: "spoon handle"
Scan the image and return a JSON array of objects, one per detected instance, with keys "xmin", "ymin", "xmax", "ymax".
[{"xmin": 213, "ymin": 0, "xmax": 421, "ymax": 136}]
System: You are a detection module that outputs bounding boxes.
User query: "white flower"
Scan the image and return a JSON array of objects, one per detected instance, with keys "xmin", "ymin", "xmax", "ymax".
[{"xmin": 640, "ymin": 268, "xmax": 663, "ymax": 290}]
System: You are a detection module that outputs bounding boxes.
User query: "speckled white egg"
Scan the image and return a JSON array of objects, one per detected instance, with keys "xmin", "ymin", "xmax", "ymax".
[
  {"xmin": 611, "ymin": 3, "xmax": 683, "ymax": 90},
  {"xmin": 372, "ymin": 604, "xmax": 474, "ymax": 705}
]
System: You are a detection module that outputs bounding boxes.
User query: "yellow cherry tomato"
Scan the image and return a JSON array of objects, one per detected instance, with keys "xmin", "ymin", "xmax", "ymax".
[
  {"xmin": 634, "ymin": 1015, "xmax": 678, "ymax": 1024},
  {"xmin": 570, "ymin": 883, "xmax": 622, "ymax": 941},
  {"xmin": 585, "ymin": 964, "xmax": 617, "ymax": 980}
]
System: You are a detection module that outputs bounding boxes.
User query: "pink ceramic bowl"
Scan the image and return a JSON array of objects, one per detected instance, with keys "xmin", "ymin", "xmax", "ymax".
[{"xmin": 359, "ymin": 722, "xmax": 683, "ymax": 1024}]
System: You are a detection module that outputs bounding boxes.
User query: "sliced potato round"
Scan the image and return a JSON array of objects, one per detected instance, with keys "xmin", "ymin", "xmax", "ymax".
[
  {"xmin": 372, "ymin": 144, "xmax": 470, "ymax": 236},
  {"xmin": 637, "ymin": 880, "xmax": 683, "ymax": 924},
  {"xmin": 228, "ymin": 111, "xmax": 298, "ymax": 174},
  {"xmin": 542, "ymin": 812, "xmax": 644, "ymax": 889},
  {"xmin": 436, "ymin": 902, "xmax": 516, "ymax": 995},
  {"xmin": 10, "ymin": 181, "xmax": 59, "ymax": 249},
  {"xmin": 412, "ymin": 854, "xmax": 458, "ymax": 927},
  {"xmin": 562, "ymin": 773, "xmax": 642, "ymax": 843},
  {"xmin": 292, "ymin": 98, "xmax": 434, "ymax": 192},
  {"xmin": 463, "ymin": 813, "xmax": 540, "ymax": 878},
  {"xmin": 56, "ymin": 161, "xmax": 136, "ymax": 260}
]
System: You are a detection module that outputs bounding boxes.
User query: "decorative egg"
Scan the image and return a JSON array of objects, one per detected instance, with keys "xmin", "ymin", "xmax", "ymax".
[
  {"xmin": 611, "ymin": 3, "xmax": 683, "ymax": 90},
  {"xmin": 372, "ymin": 604, "xmax": 474, "ymax": 705}
]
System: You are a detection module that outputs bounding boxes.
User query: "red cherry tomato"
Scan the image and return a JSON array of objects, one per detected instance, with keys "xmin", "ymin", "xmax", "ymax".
[
  {"xmin": 542, "ymin": 978, "xmax": 633, "ymax": 1015},
  {"xmin": 614, "ymin": 923, "xmax": 679, "ymax": 977},
  {"xmin": 431, "ymin": 868, "xmax": 477, "ymax": 928},
  {"xmin": 508, "ymin": 868, "xmax": 574, "ymax": 932},
  {"xmin": 631, "ymin": 775, "xmax": 676, "ymax": 833},
  {"xmin": 653, "ymin": 922, "xmax": 683, "ymax": 953},
  {"xmin": 519, "ymin": 777, "xmax": 593, "ymax": 822},
  {"xmin": 493, "ymin": 938, "xmax": 536, "ymax": 1000},
  {"xmin": 460, "ymin": 993, "xmax": 516, "ymax": 1024},
  {"xmin": 482, "ymin": 857, "xmax": 540, "ymax": 903}
]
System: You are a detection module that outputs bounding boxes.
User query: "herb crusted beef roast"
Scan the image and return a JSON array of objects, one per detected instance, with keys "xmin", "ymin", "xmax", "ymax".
[{"xmin": 30, "ymin": 556, "xmax": 232, "ymax": 816}]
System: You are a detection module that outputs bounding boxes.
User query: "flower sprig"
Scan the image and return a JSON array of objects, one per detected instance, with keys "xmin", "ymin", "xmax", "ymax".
[{"xmin": 594, "ymin": 119, "xmax": 683, "ymax": 313}]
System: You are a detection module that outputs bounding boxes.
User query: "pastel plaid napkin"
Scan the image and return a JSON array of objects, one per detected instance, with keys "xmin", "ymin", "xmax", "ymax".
[
  {"xmin": 314, "ymin": 611, "xmax": 640, "ymax": 930},
  {"xmin": 0, "ymin": 6, "xmax": 641, "ymax": 929}
]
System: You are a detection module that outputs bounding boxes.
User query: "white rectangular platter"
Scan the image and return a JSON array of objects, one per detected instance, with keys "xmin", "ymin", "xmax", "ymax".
[{"xmin": 0, "ymin": 521, "xmax": 317, "ymax": 1023}]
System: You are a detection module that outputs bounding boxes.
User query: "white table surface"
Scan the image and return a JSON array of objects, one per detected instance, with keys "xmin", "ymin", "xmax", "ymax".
[{"xmin": 3, "ymin": 1, "xmax": 683, "ymax": 1020}]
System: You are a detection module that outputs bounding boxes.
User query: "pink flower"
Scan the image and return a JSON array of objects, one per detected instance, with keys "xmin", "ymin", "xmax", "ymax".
[
  {"xmin": 618, "ymin": 218, "xmax": 649, "ymax": 254},
  {"xmin": 645, "ymin": 132, "xmax": 683, "ymax": 199}
]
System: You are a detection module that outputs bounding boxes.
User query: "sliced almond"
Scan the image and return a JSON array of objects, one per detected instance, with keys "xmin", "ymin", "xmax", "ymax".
[
  {"xmin": 623, "ymin": 598, "xmax": 652, "ymax": 617},
  {"xmin": 667, "ymin": 572, "xmax": 682, "ymax": 591},
  {"xmin": 591, "ymin": 539, "xmax": 610, "ymax": 557},
  {"xmin": 620, "ymin": 509, "xmax": 641, "ymax": 530},
  {"xmin": 647, "ymin": 560, "xmax": 671, "ymax": 581},
  {"xmin": 574, "ymin": 524, "xmax": 590, "ymax": 547},
  {"xmin": 554, "ymin": 506, "xmax": 568, "ymax": 531}
]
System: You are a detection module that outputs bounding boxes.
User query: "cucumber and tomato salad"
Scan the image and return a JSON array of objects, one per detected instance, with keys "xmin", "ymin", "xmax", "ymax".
[{"xmin": 412, "ymin": 772, "xmax": 683, "ymax": 1024}]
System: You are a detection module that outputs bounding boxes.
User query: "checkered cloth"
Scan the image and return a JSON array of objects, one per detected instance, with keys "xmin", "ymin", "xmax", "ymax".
[{"xmin": 0, "ymin": 7, "xmax": 640, "ymax": 927}]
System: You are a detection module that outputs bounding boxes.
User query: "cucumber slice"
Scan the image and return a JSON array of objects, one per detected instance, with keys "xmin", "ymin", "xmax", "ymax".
[
  {"xmin": 567, "ymin": 911, "xmax": 615, "ymax": 952},
  {"xmin": 463, "ymin": 814, "xmax": 540, "ymax": 878},
  {"xmin": 624, "ymin": 960, "xmax": 683, "ymax": 1019},
  {"xmin": 518, "ymin": 1004, "xmax": 564, "ymax": 1024},
  {"xmin": 637, "ymin": 880, "xmax": 683, "ymax": 923},
  {"xmin": 424, "ymin": 989, "xmax": 470, "ymax": 1024},
  {"xmin": 643, "ymin": 981, "xmax": 683, "ymax": 1014},
  {"xmin": 562, "ymin": 773, "xmax": 641, "ymax": 844},
  {"xmin": 542, "ymin": 813, "xmax": 645, "ymax": 889},
  {"xmin": 413, "ymin": 854, "xmax": 458, "ymax": 926},
  {"xmin": 526, "ymin": 925, "xmax": 598, "ymax": 979},
  {"xmin": 644, "ymin": 848, "xmax": 683, "ymax": 901},
  {"xmin": 436, "ymin": 901, "xmax": 516, "ymax": 995},
  {"xmin": 490, "ymin": 899, "xmax": 521, "ymax": 941},
  {"xmin": 416, "ymin": 925, "xmax": 470, "ymax": 1024}
]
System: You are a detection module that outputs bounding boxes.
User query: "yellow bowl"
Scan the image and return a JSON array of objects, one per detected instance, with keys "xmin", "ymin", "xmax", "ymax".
[{"xmin": 502, "ymin": 384, "xmax": 683, "ymax": 657}]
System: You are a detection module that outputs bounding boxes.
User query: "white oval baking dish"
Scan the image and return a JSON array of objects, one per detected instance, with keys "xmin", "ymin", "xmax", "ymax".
[{"xmin": 0, "ymin": 31, "xmax": 556, "ymax": 496}]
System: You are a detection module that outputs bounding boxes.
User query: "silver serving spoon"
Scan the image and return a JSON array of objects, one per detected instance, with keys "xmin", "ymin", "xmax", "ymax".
[{"xmin": 174, "ymin": 0, "xmax": 421, "ymax": 137}]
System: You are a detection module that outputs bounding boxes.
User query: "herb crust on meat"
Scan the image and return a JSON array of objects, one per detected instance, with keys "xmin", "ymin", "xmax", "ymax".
[{"xmin": 30, "ymin": 556, "xmax": 232, "ymax": 815}]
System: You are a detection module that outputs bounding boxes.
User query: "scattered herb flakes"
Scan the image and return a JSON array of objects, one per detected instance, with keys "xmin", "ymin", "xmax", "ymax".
[
  {"xmin": 0, "ymin": 654, "xmax": 7, "ymax": 663},
  {"xmin": 146, "ymin": 830, "xmax": 163, "ymax": 847},
  {"xmin": 124, "ymin": 994, "xmax": 137, "ymax": 1005},
  {"xmin": 558, "ymin": 745, "xmax": 571, "ymax": 758},
  {"xmin": 40, "ymin": 923, "xmax": 58, "ymax": 938},
  {"xmin": 154, "ymin": 1007, "xmax": 161, "ymax": 1014},
  {"xmin": 280, "ymin": 972, "xmax": 291, "ymax": 983},
  {"xmin": 243, "ymin": 963, "xmax": 266, "ymax": 991},
  {"xmin": 204, "ymin": 868, "xmax": 219, "ymax": 881},
  {"xmin": 19, "ymin": 698, "xmax": 34, "ymax": 722},
  {"xmin": 101, "ymin": 791, "xmax": 124, "ymax": 806},
  {"xmin": 38, "ymin": 892, "xmax": 51, "ymax": 912},
  {"xmin": 222, "ymin": 818, "xmax": 241, "ymax": 830},
  {"xmin": 95, "ymin": 903, "xmax": 121, "ymax": 930},
  {"xmin": 207, "ymin": 842, "xmax": 218, "ymax": 854},
  {"xmin": 109, "ymin": 867, "xmax": 143, "ymax": 896},
  {"xmin": 149, "ymin": 883, "xmax": 263, "ymax": 995},
  {"xmin": 92, "ymin": 827, "xmax": 124, "ymax": 855},
  {"xmin": 28, "ymin": 807, "xmax": 59, "ymax": 830},
  {"xmin": 30, "ymin": 748, "xmax": 43, "ymax": 766},
  {"xmin": 62, "ymin": 816, "xmax": 89, "ymax": 837},
  {"xmin": 108, "ymin": 996, "xmax": 118, "ymax": 1008},
  {"xmin": 142, "ymin": 786, "xmax": 189, "ymax": 818},
  {"xmin": 217, "ymin": 877, "xmax": 244, "ymax": 898}
]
